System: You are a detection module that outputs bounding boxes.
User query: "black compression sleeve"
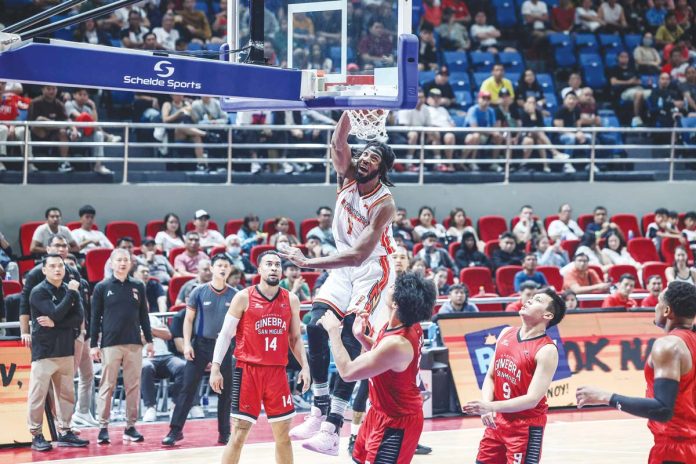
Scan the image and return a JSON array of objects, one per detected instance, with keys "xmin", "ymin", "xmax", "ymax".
[{"xmin": 609, "ymin": 378, "xmax": 679, "ymax": 422}]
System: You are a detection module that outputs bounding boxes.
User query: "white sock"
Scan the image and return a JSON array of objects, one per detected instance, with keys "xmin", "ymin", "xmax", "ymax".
[
  {"xmin": 351, "ymin": 422, "xmax": 361, "ymax": 436},
  {"xmin": 329, "ymin": 397, "xmax": 349, "ymax": 419},
  {"xmin": 312, "ymin": 382, "xmax": 330, "ymax": 398}
]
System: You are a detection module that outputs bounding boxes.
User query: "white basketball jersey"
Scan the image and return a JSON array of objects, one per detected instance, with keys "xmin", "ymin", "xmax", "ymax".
[{"xmin": 332, "ymin": 180, "xmax": 396, "ymax": 260}]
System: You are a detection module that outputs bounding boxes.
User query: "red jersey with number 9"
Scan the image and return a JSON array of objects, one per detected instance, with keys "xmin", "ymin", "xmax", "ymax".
[
  {"xmin": 234, "ymin": 285, "xmax": 292, "ymax": 367},
  {"xmin": 493, "ymin": 327, "xmax": 555, "ymax": 420}
]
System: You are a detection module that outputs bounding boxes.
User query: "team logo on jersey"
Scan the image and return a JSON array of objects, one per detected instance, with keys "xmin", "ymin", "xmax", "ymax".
[
  {"xmin": 204, "ymin": 301, "xmax": 212, "ymax": 306},
  {"xmin": 106, "ymin": 290, "xmax": 114, "ymax": 297},
  {"xmin": 464, "ymin": 325, "xmax": 572, "ymax": 389}
]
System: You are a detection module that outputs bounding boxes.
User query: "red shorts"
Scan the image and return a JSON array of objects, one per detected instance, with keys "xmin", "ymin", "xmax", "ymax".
[
  {"xmin": 476, "ymin": 414, "xmax": 547, "ymax": 464},
  {"xmin": 649, "ymin": 436, "xmax": 696, "ymax": 464},
  {"xmin": 230, "ymin": 360, "xmax": 295, "ymax": 424},
  {"xmin": 352, "ymin": 408, "xmax": 423, "ymax": 464}
]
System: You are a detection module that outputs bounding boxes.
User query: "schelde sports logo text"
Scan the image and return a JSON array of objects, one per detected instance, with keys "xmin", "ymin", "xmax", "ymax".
[{"xmin": 122, "ymin": 60, "xmax": 202, "ymax": 90}]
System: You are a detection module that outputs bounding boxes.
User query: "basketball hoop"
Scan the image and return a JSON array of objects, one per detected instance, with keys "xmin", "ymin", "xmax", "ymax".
[{"xmin": 347, "ymin": 109, "xmax": 389, "ymax": 142}]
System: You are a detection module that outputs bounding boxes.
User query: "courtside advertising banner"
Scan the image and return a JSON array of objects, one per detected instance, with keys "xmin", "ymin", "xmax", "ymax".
[{"xmin": 438, "ymin": 310, "xmax": 663, "ymax": 408}]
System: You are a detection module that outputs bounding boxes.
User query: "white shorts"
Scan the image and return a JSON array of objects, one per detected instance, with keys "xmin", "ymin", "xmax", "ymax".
[{"xmin": 315, "ymin": 255, "xmax": 395, "ymax": 332}]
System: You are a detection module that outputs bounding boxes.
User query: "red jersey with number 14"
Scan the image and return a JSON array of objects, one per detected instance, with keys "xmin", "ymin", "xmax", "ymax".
[
  {"xmin": 234, "ymin": 286, "xmax": 291, "ymax": 367},
  {"xmin": 369, "ymin": 323, "xmax": 424, "ymax": 417},
  {"xmin": 493, "ymin": 327, "xmax": 555, "ymax": 421}
]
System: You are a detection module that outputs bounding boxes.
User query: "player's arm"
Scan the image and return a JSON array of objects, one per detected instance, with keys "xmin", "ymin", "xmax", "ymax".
[
  {"xmin": 288, "ymin": 293, "xmax": 311, "ymax": 393},
  {"xmin": 209, "ymin": 290, "xmax": 248, "ymax": 394},
  {"xmin": 280, "ymin": 200, "xmax": 396, "ymax": 269},
  {"xmin": 331, "ymin": 111, "xmax": 355, "ymax": 185},
  {"xmin": 576, "ymin": 336, "xmax": 682, "ymax": 422}
]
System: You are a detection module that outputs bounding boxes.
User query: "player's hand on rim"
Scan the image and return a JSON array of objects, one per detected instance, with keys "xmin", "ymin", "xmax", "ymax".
[
  {"xmin": 317, "ymin": 310, "xmax": 341, "ymax": 332},
  {"xmin": 209, "ymin": 364, "xmax": 223, "ymax": 394}
]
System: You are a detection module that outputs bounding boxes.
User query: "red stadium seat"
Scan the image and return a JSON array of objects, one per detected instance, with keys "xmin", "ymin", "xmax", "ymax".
[
  {"xmin": 442, "ymin": 216, "xmax": 472, "ymax": 229},
  {"xmin": 18, "ymin": 259, "xmax": 36, "ymax": 279},
  {"xmin": 251, "ymin": 275, "xmax": 262, "ymax": 285},
  {"xmin": 250, "ymin": 244, "xmax": 276, "ymax": 266},
  {"xmin": 611, "ymin": 214, "xmax": 641, "ymax": 238},
  {"xmin": 301, "ymin": 271, "xmax": 322, "ymax": 291},
  {"xmin": 477, "ymin": 216, "xmax": 507, "ymax": 242},
  {"xmin": 209, "ymin": 246, "xmax": 226, "ymax": 256},
  {"xmin": 263, "ymin": 218, "xmax": 297, "ymax": 236},
  {"xmin": 543, "ymin": 215, "xmax": 560, "ymax": 232},
  {"xmin": 471, "ymin": 293, "xmax": 504, "ymax": 312},
  {"xmin": 459, "ymin": 267, "xmax": 495, "ymax": 294},
  {"xmin": 66, "ymin": 221, "xmax": 98, "ymax": 231},
  {"xmin": 225, "ymin": 219, "xmax": 244, "ymax": 236},
  {"xmin": 19, "ymin": 221, "xmax": 43, "ymax": 256},
  {"xmin": 641, "ymin": 213, "xmax": 655, "ymax": 236},
  {"xmin": 105, "ymin": 221, "xmax": 142, "ymax": 246},
  {"xmin": 300, "ymin": 218, "xmax": 319, "ymax": 242},
  {"xmin": 145, "ymin": 219, "xmax": 165, "ymax": 238},
  {"xmin": 560, "ymin": 239, "xmax": 580, "ymax": 258},
  {"xmin": 642, "ymin": 262, "xmax": 669, "ymax": 284},
  {"xmin": 84, "ymin": 248, "xmax": 112, "ymax": 283},
  {"xmin": 168, "ymin": 247, "xmax": 186, "ymax": 265},
  {"xmin": 2, "ymin": 280, "xmax": 22, "ymax": 296},
  {"xmin": 627, "ymin": 238, "xmax": 660, "ymax": 263},
  {"xmin": 168, "ymin": 275, "xmax": 194, "ymax": 305},
  {"xmin": 448, "ymin": 242, "xmax": 461, "ymax": 259},
  {"xmin": 608, "ymin": 265, "xmax": 642, "ymax": 289},
  {"xmin": 580, "ymin": 299, "xmax": 603, "ymax": 309},
  {"xmin": 588, "ymin": 264, "xmax": 605, "ymax": 280},
  {"xmin": 577, "ymin": 214, "xmax": 594, "ymax": 231},
  {"xmin": 495, "ymin": 265, "xmax": 522, "ymax": 296},
  {"xmin": 661, "ymin": 238, "xmax": 694, "ymax": 265},
  {"xmin": 537, "ymin": 266, "xmax": 563, "ymax": 292},
  {"xmin": 484, "ymin": 240, "xmax": 500, "ymax": 258},
  {"xmin": 186, "ymin": 220, "xmax": 220, "ymax": 232},
  {"xmin": 510, "ymin": 215, "xmax": 540, "ymax": 230}
]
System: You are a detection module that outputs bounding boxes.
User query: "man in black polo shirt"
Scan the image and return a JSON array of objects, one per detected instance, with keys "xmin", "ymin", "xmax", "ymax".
[
  {"xmin": 91, "ymin": 248, "xmax": 154, "ymax": 444},
  {"xmin": 554, "ymin": 91, "xmax": 590, "ymax": 165},
  {"xmin": 27, "ymin": 254, "xmax": 88, "ymax": 451}
]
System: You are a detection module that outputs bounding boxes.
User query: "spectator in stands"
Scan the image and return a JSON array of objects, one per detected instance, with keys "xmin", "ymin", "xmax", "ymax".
[
  {"xmin": 153, "ymin": 13, "xmax": 180, "ymax": 51},
  {"xmin": 519, "ymin": 96, "xmax": 572, "ymax": 172},
  {"xmin": 425, "ymin": 88, "xmax": 458, "ymax": 172},
  {"xmin": 410, "ymin": 256, "xmax": 431, "ymax": 277},
  {"xmin": 392, "ymin": 207, "xmax": 416, "ymax": 250},
  {"xmin": 417, "ymin": 232, "xmax": 457, "ymax": 271},
  {"xmin": 418, "ymin": 23, "xmax": 440, "ymax": 71},
  {"xmin": 120, "ymin": 10, "xmax": 150, "ymax": 49},
  {"xmin": 516, "ymin": 69, "xmax": 546, "ymax": 109},
  {"xmin": 438, "ymin": 283, "xmax": 479, "ymax": 313},
  {"xmin": 496, "ymin": 88, "xmax": 522, "ymax": 135},
  {"xmin": 104, "ymin": 237, "xmax": 143, "ymax": 279},
  {"xmin": 29, "ymin": 85, "xmax": 73, "ymax": 173},
  {"xmin": 656, "ymin": 12, "xmax": 684, "ymax": 47},
  {"xmin": 176, "ymin": 0, "xmax": 212, "ymax": 43},
  {"xmin": 548, "ymin": 203, "xmax": 584, "ymax": 241},
  {"xmin": 142, "ymin": 32, "xmax": 163, "ymax": 51},
  {"xmin": 446, "ymin": 207, "xmax": 480, "ymax": 244},
  {"xmin": 470, "ymin": 11, "xmax": 503, "ymax": 53},
  {"xmin": 444, "ymin": 0, "xmax": 473, "ymax": 24},
  {"xmin": 561, "ymin": 73, "xmax": 583, "ymax": 99},
  {"xmin": 647, "ymin": 207, "xmax": 684, "ymax": 251},
  {"xmin": 623, "ymin": 0, "xmax": 646, "ymax": 32},
  {"xmin": 304, "ymin": 234, "xmax": 328, "ymax": 267},
  {"xmin": 575, "ymin": 231, "xmax": 612, "ymax": 273},
  {"xmin": 521, "ymin": 0, "xmax": 550, "ymax": 45},
  {"xmin": 65, "ymin": 88, "xmax": 117, "ymax": 175},
  {"xmin": 575, "ymin": 0, "xmax": 603, "ymax": 32},
  {"xmin": 608, "ymin": 51, "xmax": 650, "ymax": 128},
  {"xmin": 75, "ymin": 18, "xmax": 111, "ymax": 46},
  {"xmin": 646, "ymin": 0, "xmax": 669, "ymax": 29},
  {"xmin": 513, "ymin": 205, "xmax": 547, "ymax": 246},
  {"xmin": 191, "ymin": 210, "xmax": 224, "ymax": 250},
  {"xmin": 140, "ymin": 238, "xmax": 176, "ymax": 285},
  {"xmin": 681, "ymin": 66, "xmax": 696, "ymax": 115},
  {"xmin": 133, "ymin": 264, "xmax": 167, "ymax": 313},
  {"xmin": 492, "ymin": 232, "xmax": 524, "ymax": 270},
  {"xmin": 227, "ymin": 267, "xmax": 244, "ymax": 291},
  {"xmin": 665, "ymin": 246, "xmax": 696, "ymax": 284},
  {"xmin": 577, "ymin": 87, "xmax": 601, "ymax": 127},
  {"xmin": 223, "ymin": 234, "xmax": 256, "ymax": 275},
  {"xmin": 0, "ymin": 229, "xmax": 18, "ymax": 280},
  {"xmin": 551, "ymin": 0, "xmax": 576, "ymax": 32},
  {"xmin": 279, "ymin": 261, "xmax": 311, "ymax": 301},
  {"xmin": 675, "ymin": 0, "xmax": 694, "ymax": 30},
  {"xmin": 269, "ymin": 217, "xmax": 300, "ymax": 247},
  {"xmin": 72, "ymin": 205, "xmax": 113, "ymax": 252},
  {"xmin": 175, "ymin": 259, "xmax": 212, "ymax": 305},
  {"xmin": 455, "ymin": 231, "xmax": 491, "ymax": 269},
  {"xmin": 563, "ymin": 252, "xmax": 611, "ymax": 294},
  {"xmin": 237, "ymin": 214, "xmax": 265, "ymax": 254},
  {"xmin": 634, "ymin": 32, "xmax": 662, "ymax": 75},
  {"xmin": 423, "ymin": 68, "xmax": 457, "ymax": 109},
  {"xmin": 534, "ymin": 235, "xmax": 569, "ymax": 267},
  {"xmin": 553, "ymin": 92, "xmax": 588, "ymax": 169},
  {"xmin": 563, "ymin": 289, "xmax": 579, "ymax": 309},
  {"xmin": 514, "ymin": 254, "xmax": 549, "ymax": 291},
  {"xmin": 641, "ymin": 275, "xmax": 663, "ymax": 307},
  {"xmin": 107, "ymin": 4, "xmax": 149, "ymax": 32},
  {"xmin": 413, "ymin": 206, "xmax": 447, "ymax": 241},
  {"xmin": 662, "ymin": 47, "xmax": 689, "ymax": 82},
  {"xmin": 646, "ymin": 73, "xmax": 686, "ymax": 129},
  {"xmin": 432, "ymin": 267, "xmax": 452, "ymax": 296},
  {"xmin": 437, "ymin": 8, "xmax": 471, "ymax": 51},
  {"xmin": 397, "ymin": 88, "xmax": 430, "ymax": 167},
  {"xmin": 161, "ymin": 95, "xmax": 208, "ymax": 172},
  {"xmin": 155, "ymin": 213, "xmax": 185, "ymax": 254},
  {"xmin": 191, "ymin": 96, "xmax": 227, "ymax": 126},
  {"xmin": 585, "ymin": 206, "xmax": 624, "ymax": 239},
  {"xmin": 480, "ymin": 64, "xmax": 515, "ymax": 106},
  {"xmin": 392, "ymin": 246, "xmax": 411, "ymax": 275},
  {"xmin": 505, "ymin": 281, "xmax": 539, "ymax": 312},
  {"xmin": 0, "ymin": 80, "xmax": 30, "ymax": 172},
  {"xmin": 598, "ymin": 0, "xmax": 628, "ymax": 33},
  {"xmin": 31, "ymin": 207, "xmax": 79, "ymax": 255},
  {"xmin": 173, "ymin": 232, "xmax": 208, "ymax": 277},
  {"xmin": 463, "ymin": 90, "xmax": 503, "ymax": 172},
  {"xmin": 601, "ymin": 231, "xmax": 642, "ymax": 269},
  {"xmin": 602, "ymin": 274, "xmax": 638, "ymax": 308},
  {"xmin": 682, "ymin": 211, "xmax": 696, "ymax": 254},
  {"xmin": 358, "ymin": 20, "xmax": 395, "ymax": 68},
  {"xmin": 306, "ymin": 206, "xmax": 337, "ymax": 254}
]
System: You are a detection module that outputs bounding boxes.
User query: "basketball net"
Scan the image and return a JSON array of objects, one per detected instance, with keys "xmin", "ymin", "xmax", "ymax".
[{"xmin": 347, "ymin": 109, "xmax": 389, "ymax": 142}]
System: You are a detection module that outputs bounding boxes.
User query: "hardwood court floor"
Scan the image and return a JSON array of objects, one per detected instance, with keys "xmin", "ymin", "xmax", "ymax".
[{"xmin": 2, "ymin": 409, "xmax": 653, "ymax": 464}]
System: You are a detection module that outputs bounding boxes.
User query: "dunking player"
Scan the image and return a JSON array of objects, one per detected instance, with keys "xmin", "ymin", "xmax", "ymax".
[
  {"xmin": 318, "ymin": 272, "xmax": 436, "ymax": 464},
  {"xmin": 279, "ymin": 111, "xmax": 397, "ymax": 455},
  {"xmin": 209, "ymin": 251, "xmax": 310, "ymax": 464},
  {"xmin": 463, "ymin": 288, "xmax": 566, "ymax": 464},
  {"xmin": 577, "ymin": 281, "xmax": 696, "ymax": 464}
]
